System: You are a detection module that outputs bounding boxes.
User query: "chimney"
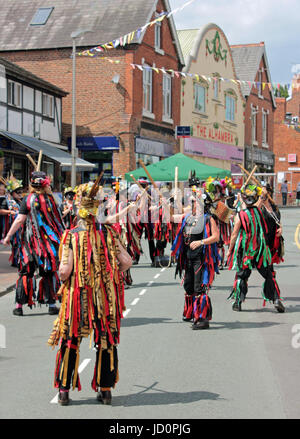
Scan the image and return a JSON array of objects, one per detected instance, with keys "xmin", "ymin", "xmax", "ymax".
[{"xmin": 275, "ymin": 97, "xmax": 287, "ymax": 123}]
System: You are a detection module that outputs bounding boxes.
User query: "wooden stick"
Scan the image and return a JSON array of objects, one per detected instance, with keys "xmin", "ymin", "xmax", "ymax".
[
  {"xmin": 138, "ymin": 159, "xmax": 164, "ymax": 198},
  {"xmin": 26, "ymin": 154, "xmax": 37, "ymax": 170},
  {"xmin": 37, "ymin": 150, "xmax": 43, "ymax": 172},
  {"xmin": 237, "ymin": 164, "xmax": 276, "ymax": 204},
  {"xmin": 244, "ymin": 165, "xmax": 257, "ymax": 186},
  {"xmin": 174, "ymin": 166, "xmax": 178, "ymax": 201}
]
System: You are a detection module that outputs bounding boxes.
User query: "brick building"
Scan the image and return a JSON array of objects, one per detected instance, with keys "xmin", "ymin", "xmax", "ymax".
[
  {"xmin": 0, "ymin": 0, "xmax": 184, "ymax": 183},
  {"xmin": 231, "ymin": 42, "xmax": 276, "ymax": 174},
  {"xmin": 273, "ymin": 97, "xmax": 300, "ymax": 205},
  {"xmin": 286, "ymin": 74, "xmax": 300, "ymax": 123}
]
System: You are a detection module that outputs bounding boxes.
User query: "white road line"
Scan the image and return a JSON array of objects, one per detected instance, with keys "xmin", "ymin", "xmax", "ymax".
[
  {"xmin": 160, "ymin": 267, "xmax": 166, "ymax": 272},
  {"xmin": 50, "ymin": 358, "xmax": 91, "ymax": 404},
  {"xmin": 154, "ymin": 273, "xmax": 160, "ymax": 279},
  {"xmin": 147, "ymin": 281, "xmax": 154, "ymax": 286},
  {"xmin": 139, "ymin": 289, "xmax": 147, "ymax": 296},
  {"xmin": 131, "ymin": 298, "xmax": 140, "ymax": 306},
  {"xmin": 123, "ymin": 309, "xmax": 131, "ymax": 318}
]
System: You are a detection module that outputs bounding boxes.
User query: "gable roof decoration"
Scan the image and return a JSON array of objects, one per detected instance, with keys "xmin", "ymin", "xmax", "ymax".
[{"xmin": 205, "ymin": 31, "xmax": 227, "ymax": 65}]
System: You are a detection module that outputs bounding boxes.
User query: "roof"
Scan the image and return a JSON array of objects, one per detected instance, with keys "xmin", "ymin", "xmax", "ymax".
[
  {"xmin": 0, "ymin": 0, "xmax": 184, "ymax": 65},
  {"xmin": 0, "ymin": 57, "xmax": 67, "ymax": 96},
  {"xmin": 177, "ymin": 29, "xmax": 199, "ymax": 64},
  {"xmin": 230, "ymin": 43, "xmax": 276, "ymax": 107},
  {"xmin": 0, "ymin": 130, "xmax": 95, "ymax": 171}
]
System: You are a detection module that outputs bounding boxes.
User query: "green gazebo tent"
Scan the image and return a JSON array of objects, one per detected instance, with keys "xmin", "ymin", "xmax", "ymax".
[{"xmin": 125, "ymin": 153, "xmax": 231, "ymax": 182}]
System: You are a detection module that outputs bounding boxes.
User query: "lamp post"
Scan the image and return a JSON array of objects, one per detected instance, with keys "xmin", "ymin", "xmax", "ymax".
[{"xmin": 70, "ymin": 29, "xmax": 93, "ymax": 188}]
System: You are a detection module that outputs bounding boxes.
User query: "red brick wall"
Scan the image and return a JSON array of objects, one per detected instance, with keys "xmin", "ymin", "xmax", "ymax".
[
  {"xmin": 244, "ymin": 54, "xmax": 275, "ymax": 154},
  {"xmin": 274, "ymin": 98, "xmax": 300, "ymax": 204},
  {"xmin": 0, "ymin": 0, "xmax": 181, "ymax": 177},
  {"xmin": 286, "ymin": 75, "xmax": 300, "ymax": 119}
]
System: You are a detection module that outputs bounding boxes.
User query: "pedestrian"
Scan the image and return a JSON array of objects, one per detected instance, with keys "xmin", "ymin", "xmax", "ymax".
[
  {"xmin": 296, "ymin": 181, "xmax": 300, "ymax": 206},
  {"xmin": 281, "ymin": 180, "xmax": 288, "ymax": 206},
  {"xmin": 227, "ymin": 184, "xmax": 285, "ymax": 313},
  {"xmin": 48, "ymin": 179, "xmax": 131, "ymax": 406},
  {"xmin": 3, "ymin": 170, "xmax": 64, "ymax": 316},
  {"xmin": 171, "ymin": 174, "xmax": 219, "ymax": 330}
]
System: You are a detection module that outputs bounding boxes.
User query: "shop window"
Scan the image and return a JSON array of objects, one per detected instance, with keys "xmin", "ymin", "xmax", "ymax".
[
  {"xmin": 42, "ymin": 93, "xmax": 54, "ymax": 118},
  {"xmin": 8, "ymin": 81, "xmax": 22, "ymax": 108},
  {"xmin": 163, "ymin": 74, "xmax": 172, "ymax": 119},
  {"xmin": 225, "ymin": 95, "xmax": 235, "ymax": 121},
  {"xmin": 194, "ymin": 83, "xmax": 206, "ymax": 113}
]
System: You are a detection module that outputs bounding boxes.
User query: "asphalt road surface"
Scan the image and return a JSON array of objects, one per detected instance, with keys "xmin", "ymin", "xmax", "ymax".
[{"xmin": 0, "ymin": 208, "xmax": 300, "ymax": 419}]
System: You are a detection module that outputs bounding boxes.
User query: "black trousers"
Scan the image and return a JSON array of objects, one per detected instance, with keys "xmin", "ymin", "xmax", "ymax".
[
  {"xmin": 58, "ymin": 336, "xmax": 118, "ymax": 391},
  {"xmin": 232, "ymin": 263, "xmax": 281, "ymax": 303}
]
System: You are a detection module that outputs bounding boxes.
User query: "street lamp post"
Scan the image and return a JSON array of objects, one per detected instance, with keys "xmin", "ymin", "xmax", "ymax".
[{"xmin": 70, "ymin": 29, "xmax": 93, "ymax": 188}]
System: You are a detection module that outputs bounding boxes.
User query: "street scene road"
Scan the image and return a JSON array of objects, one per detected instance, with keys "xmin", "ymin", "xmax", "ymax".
[{"xmin": 0, "ymin": 208, "xmax": 299, "ymax": 419}]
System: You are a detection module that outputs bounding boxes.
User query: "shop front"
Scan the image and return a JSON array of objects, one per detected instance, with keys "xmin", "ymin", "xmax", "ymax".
[
  {"xmin": 135, "ymin": 136, "xmax": 173, "ymax": 169},
  {"xmin": 245, "ymin": 146, "xmax": 274, "ymax": 173},
  {"xmin": 0, "ymin": 130, "xmax": 95, "ymax": 191},
  {"xmin": 71, "ymin": 136, "xmax": 119, "ymax": 184},
  {"xmin": 184, "ymin": 137, "xmax": 244, "ymax": 173}
]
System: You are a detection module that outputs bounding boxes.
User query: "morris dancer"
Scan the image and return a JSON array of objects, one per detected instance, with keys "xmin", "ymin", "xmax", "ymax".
[
  {"xmin": 48, "ymin": 180, "xmax": 129, "ymax": 406},
  {"xmin": 61, "ymin": 187, "xmax": 77, "ymax": 229},
  {"xmin": 227, "ymin": 184, "xmax": 285, "ymax": 313},
  {"xmin": 3, "ymin": 170, "xmax": 64, "ymax": 316},
  {"xmin": 5, "ymin": 175, "xmax": 23, "ymax": 267},
  {"xmin": 171, "ymin": 175, "xmax": 219, "ymax": 330}
]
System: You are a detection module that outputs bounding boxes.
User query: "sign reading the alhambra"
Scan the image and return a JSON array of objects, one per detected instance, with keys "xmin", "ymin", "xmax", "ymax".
[{"xmin": 194, "ymin": 124, "xmax": 236, "ymax": 145}]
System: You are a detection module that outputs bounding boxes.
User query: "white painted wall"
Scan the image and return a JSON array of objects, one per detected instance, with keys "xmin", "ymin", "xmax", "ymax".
[{"xmin": 23, "ymin": 86, "xmax": 34, "ymax": 111}]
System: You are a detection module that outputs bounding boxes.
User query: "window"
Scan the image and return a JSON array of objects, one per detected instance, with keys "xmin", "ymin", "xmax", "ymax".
[
  {"xmin": 8, "ymin": 81, "xmax": 21, "ymax": 107},
  {"xmin": 194, "ymin": 83, "xmax": 206, "ymax": 113},
  {"xmin": 262, "ymin": 111, "xmax": 268, "ymax": 145},
  {"xmin": 42, "ymin": 93, "xmax": 54, "ymax": 118},
  {"xmin": 143, "ymin": 67, "xmax": 153, "ymax": 114},
  {"xmin": 30, "ymin": 7, "xmax": 54, "ymax": 26},
  {"xmin": 213, "ymin": 77, "xmax": 219, "ymax": 99},
  {"xmin": 251, "ymin": 108, "xmax": 257, "ymax": 143},
  {"xmin": 155, "ymin": 20, "xmax": 161, "ymax": 50},
  {"xmin": 225, "ymin": 95, "xmax": 235, "ymax": 121},
  {"xmin": 163, "ymin": 74, "xmax": 172, "ymax": 119},
  {"xmin": 258, "ymin": 69, "xmax": 263, "ymax": 97}
]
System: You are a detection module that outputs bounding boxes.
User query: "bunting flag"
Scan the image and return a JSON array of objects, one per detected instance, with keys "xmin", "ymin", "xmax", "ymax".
[{"xmin": 77, "ymin": 0, "xmax": 197, "ymax": 57}]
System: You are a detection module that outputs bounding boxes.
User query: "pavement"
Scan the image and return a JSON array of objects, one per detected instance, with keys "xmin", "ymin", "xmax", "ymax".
[{"xmin": 0, "ymin": 244, "xmax": 18, "ymax": 297}]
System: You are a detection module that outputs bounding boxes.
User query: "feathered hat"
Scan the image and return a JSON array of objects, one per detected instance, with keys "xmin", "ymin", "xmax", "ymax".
[{"xmin": 6, "ymin": 173, "xmax": 23, "ymax": 193}]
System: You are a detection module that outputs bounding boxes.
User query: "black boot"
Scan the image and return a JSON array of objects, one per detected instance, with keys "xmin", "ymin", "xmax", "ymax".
[
  {"xmin": 274, "ymin": 299, "xmax": 285, "ymax": 313},
  {"xmin": 192, "ymin": 319, "xmax": 209, "ymax": 330},
  {"xmin": 48, "ymin": 305, "xmax": 60, "ymax": 315},
  {"xmin": 232, "ymin": 300, "xmax": 242, "ymax": 311},
  {"xmin": 97, "ymin": 390, "xmax": 112, "ymax": 405},
  {"xmin": 13, "ymin": 308, "xmax": 23, "ymax": 316},
  {"xmin": 58, "ymin": 390, "xmax": 70, "ymax": 406}
]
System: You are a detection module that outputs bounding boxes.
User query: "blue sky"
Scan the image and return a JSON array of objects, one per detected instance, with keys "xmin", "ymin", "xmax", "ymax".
[{"xmin": 169, "ymin": 0, "xmax": 299, "ymax": 85}]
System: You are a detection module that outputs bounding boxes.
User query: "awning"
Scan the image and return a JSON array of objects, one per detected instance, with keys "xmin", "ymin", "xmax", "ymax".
[{"xmin": 0, "ymin": 130, "xmax": 96, "ymax": 171}]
